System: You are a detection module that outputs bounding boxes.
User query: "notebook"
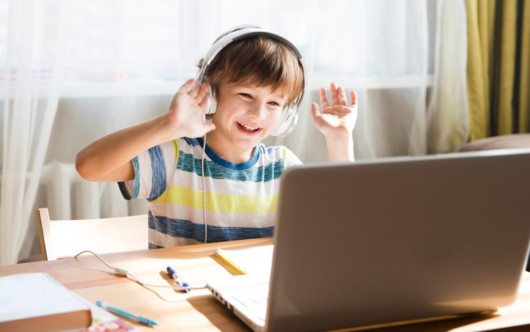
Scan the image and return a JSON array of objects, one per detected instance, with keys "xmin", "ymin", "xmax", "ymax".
[
  {"xmin": 207, "ymin": 149, "xmax": 530, "ymax": 332},
  {"xmin": 0, "ymin": 272, "xmax": 92, "ymax": 332}
]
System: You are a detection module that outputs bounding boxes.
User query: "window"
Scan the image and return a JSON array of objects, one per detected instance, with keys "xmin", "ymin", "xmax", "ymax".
[{"xmin": 0, "ymin": 0, "xmax": 435, "ymax": 97}]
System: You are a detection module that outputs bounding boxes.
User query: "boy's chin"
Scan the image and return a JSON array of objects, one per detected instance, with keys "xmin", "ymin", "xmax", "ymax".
[{"xmin": 234, "ymin": 136, "xmax": 265, "ymax": 150}]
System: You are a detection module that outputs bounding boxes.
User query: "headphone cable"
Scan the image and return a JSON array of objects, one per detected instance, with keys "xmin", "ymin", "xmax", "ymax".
[
  {"xmin": 74, "ymin": 250, "xmax": 206, "ymax": 292},
  {"xmin": 202, "ymin": 135, "xmax": 208, "ymax": 243}
]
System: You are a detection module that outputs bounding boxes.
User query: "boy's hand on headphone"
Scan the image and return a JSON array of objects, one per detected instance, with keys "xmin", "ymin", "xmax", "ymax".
[
  {"xmin": 311, "ymin": 82, "xmax": 358, "ymax": 140},
  {"xmin": 166, "ymin": 78, "xmax": 216, "ymax": 138}
]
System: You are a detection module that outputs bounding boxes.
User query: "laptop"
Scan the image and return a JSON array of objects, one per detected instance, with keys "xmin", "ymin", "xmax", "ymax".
[{"xmin": 207, "ymin": 149, "xmax": 530, "ymax": 332}]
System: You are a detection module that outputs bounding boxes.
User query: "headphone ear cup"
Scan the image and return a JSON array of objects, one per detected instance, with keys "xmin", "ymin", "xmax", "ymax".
[
  {"xmin": 205, "ymin": 85, "xmax": 217, "ymax": 115},
  {"xmin": 272, "ymin": 106, "xmax": 298, "ymax": 137}
]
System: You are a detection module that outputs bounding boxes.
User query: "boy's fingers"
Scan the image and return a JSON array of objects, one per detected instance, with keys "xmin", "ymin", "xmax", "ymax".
[
  {"xmin": 188, "ymin": 84, "xmax": 200, "ymax": 98},
  {"xmin": 198, "ymin": 97, "xmax": 209, "ymax": 111},
  {"xmin": 350, "ymin": 90, "xmax": 358, "ymax": 109},
  {"xmin": 331, "ymin": 82, "xmax": 339, "ymax": 106},
  {"xmin": 337, "ymin": 87, "xmax": 347, "ymax": 105},
  {"xmin": 311, "ymin": 102, "xmax": 320, "ymax": 116},
  {"xmin": 198, "ymin": 86, "xmax": 211, "ymax": 110},
  {"xmin": 319, "ymin": 88, "xmax": 329, "ymax": 109},
  {"xmin": 196, "ymin": 84, "xmax": 209, "ymax": 103},
  {"xmin": 180, "ymin": 78, "xmax": 195, "ymax": 92},
  {"xmin": 311, "ymin": 103, "xmax": 325, "ymax": 126}
]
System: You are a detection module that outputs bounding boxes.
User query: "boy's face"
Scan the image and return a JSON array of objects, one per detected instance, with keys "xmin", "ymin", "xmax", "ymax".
[{"xmin": 207, "ymin": 80, "xmax": 288, "ymax": 161}]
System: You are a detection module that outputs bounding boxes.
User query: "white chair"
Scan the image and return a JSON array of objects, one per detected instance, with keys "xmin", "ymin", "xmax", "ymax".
[
  {"xmin": 39, "ymin": 161, "xmax": 142, "ymax": 220},
  {"xmin": 36, "ymin": 207, "xmax": 148, "ymax": 261}
]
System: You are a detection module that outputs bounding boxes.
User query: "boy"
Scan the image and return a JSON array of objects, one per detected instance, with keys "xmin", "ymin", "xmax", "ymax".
[{"xmin": 76, "ymin": 26, "xmax": 357, "ymax": 248}]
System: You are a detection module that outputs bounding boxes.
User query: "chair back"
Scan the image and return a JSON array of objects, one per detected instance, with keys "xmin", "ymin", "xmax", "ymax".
[{"xmin": 36, "ymin": 208, "xmax": 148, "ymax": 260}]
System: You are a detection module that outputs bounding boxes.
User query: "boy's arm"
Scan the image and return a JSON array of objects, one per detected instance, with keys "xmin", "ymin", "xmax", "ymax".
[
  {"xmin": 311, "ymin": 82, "xmax": 358, "ymax": 162},
  {"xmin": 75, "ymin": 79, "xmax": 215, "ymax": 182},
  {"xmin": 76, "ymin": 117, "xmax": 171, "ymax": 182}
]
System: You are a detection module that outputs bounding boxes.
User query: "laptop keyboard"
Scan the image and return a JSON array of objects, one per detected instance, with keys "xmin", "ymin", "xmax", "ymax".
[{"xmin": 231, "ymin": 287, "xmax": 269, "ymax": 322}]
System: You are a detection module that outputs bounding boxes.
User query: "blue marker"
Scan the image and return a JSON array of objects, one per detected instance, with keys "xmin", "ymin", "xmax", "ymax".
[
  {"xmin": 96, "ymin": 300, "xmax": 158, "ymax": 326},
  {"xmin": 167, "ymin": 266, "xmax": 190, "ymax": 292}
]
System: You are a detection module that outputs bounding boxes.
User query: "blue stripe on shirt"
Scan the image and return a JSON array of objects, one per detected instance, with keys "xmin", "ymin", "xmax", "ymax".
[
  {"xmin": 184, "ymin": 137, "xmax": 202, "ymax": 147},
  {"xmin": 149, "ymin": 214, "xmax": 274, "ymax": 244},
  {"xmin": 204, "ymin": 140, "xmax": 260, "ymax": 170},
  {"xmin": 118, "ymin": 182, "xmax": 131, "ymax": 200},
  {"xmin": 132, "ymin": 157, "xmax": 140, "ymax": 199},
  {"xmin": 147, "ymin": 146, "xmax": 167, "ymax": 201},
  {"xmin": 177, "ymin": 151, "xmax": 284, "ymax": 182},
  {"xmin": 117, "ymin": 157, "xmax": 140, "ymax": 200}
]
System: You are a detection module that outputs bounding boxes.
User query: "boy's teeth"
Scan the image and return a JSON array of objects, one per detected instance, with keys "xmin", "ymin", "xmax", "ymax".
[{"xmin": 240, "ymin": 123, "xmax": 258, "ymax": 131}]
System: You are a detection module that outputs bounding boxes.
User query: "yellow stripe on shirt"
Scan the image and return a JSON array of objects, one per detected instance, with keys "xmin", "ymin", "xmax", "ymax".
[{"xmin": 153, "ymin": 185, "xmax": 278, "ymax": 215}]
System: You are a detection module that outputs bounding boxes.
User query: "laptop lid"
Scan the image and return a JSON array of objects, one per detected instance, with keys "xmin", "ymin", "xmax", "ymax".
[{"xmin": 266, "ymin": 149, "xmax": 530, "ymax": 331}]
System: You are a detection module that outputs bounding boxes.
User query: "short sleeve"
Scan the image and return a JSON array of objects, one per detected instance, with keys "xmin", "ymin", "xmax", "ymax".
[
  {"xmin": 117, "ymin": 140, "xmax": 179, "ymax": 201},
  {"xmin": 283, "ymin": 146, "xmax": 303, "ymax": 168}
]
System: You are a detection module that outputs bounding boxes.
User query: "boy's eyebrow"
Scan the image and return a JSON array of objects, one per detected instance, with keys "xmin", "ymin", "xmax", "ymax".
[
  {"xmin": 266, "ymin": 91, "xmax": 287, "ymax": 101},
  {"xmin": 231, "ymin": 83, "xmax": 288, "ymax": 99},
  {"xmin": 274, "ymin": 93, "xmax": 287, "ymax": 100}
]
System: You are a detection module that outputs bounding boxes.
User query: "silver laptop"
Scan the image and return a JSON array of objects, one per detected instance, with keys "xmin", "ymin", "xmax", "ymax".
[{"xmin": 207, "ymin": 149, "xmax": 530, "ymax": 332}]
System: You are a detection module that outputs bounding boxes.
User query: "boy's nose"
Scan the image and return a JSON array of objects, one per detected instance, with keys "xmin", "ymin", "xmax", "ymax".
[{"xmin": 248, "ymin": 103, "xmax": 267, "ymax": 119}]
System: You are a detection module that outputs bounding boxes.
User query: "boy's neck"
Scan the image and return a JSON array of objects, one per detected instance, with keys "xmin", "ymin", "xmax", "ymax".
[{"xmin": 203, "ymin": 134, "xmax": 255, "ymax": 164}]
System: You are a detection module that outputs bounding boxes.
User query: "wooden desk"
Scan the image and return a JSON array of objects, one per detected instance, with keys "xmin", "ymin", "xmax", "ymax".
[{"xmin": 2, "ymin": 238, "xmax": 530, "ymax": 332}]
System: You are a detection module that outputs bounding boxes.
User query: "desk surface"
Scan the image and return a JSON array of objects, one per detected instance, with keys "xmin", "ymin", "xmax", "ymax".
[{"xmin": 2, "ymin": 238, "xmax": 530, "ymax": 332}]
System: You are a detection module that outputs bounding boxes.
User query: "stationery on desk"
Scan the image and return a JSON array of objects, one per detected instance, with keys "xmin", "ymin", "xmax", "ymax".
[
  {"xmin": 167, "ymin": 265, "xmax": 191, "ymax": 292},
  {"xmin": 81, "ymin": 299, "xmax": 137, "ymax": 332},
  {"xmin": 0, "ymin": 272, "xmax": 92, "ymax": 332},
  {"xmin": 213, "ymin": 244, "xmax": 273, "ymax": 275},
  {"xmin": 96, "ymin": 300, "xmax": 158, "ymax": 327}
]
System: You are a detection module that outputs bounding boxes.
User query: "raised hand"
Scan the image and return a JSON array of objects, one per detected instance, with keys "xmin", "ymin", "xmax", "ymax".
[
  {"xmin": 166, "ymin": 78, "xmax": 216, "ymax": 139},
  {"xmin": 311, "ymin": 82, "xmax": 357, "ymax": 140}
]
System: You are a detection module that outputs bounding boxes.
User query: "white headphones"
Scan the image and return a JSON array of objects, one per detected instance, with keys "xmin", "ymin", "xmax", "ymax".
[{"xmin": 195, "ymin": 26, "xmax": 305, "ymax": 137}]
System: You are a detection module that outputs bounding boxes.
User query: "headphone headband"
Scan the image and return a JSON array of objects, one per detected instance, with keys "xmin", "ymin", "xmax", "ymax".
[{"xmin": 196, "ymin": 26, "xmax": 304, "ymax": 86}]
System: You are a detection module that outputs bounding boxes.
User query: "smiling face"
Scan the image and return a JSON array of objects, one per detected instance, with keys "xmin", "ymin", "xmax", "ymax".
[
  {"xmin": 206, "ymin": 81, "xmax": 288, "ymax": 163},
  {"xmin": 201, "ymin": 35, "xmax": 304, "ymax": 164}
]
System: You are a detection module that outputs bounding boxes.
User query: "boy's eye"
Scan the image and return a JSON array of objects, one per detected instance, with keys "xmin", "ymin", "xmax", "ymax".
[
  {"xmin": 239, "ymin": 93, "xmax": 252, "ymax": 99},
  {"xmin": 269, "ymin": 101, "xmax": 282, "ymax": 107}
]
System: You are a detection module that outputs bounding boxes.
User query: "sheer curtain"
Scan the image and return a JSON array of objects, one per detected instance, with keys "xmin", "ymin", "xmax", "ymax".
[
  {"xmin": 427, "ymin": 0, "xmax": 469, "ymax": 153},
  {"xmin": 0, "ymin": 0, "xmax": 468, "ymax": 265},
  {"xmin": 0, "ymin": 0, "xmax": 68, "ymax": 265}
]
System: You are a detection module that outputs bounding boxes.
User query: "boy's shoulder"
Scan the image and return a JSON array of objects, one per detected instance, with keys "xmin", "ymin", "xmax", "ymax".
[
  {"xmin": 180, "ymin": 137, "xmax": 202, "ymax": 147},
  {"xmin": 260, "ymin": 143, "xmax": 286, "ymax": 154},
  {"xmin": 258, "ymin": 144, "xmax": 302, "ymax": 165},
  {"xmin": 172, "ymin": 137, "xmax": 203, "ymax": 154}
]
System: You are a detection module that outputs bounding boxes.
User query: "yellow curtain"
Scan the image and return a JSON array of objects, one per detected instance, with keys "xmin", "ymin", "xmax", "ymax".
[
  {"xmin": 520, "ymin": 0, "xmax": 530, "ymax": 132},
  {"xmin": 466, "ymin": 0, "xmax": 493, "ymax": 140},
  {"xmin": 466, "ymin": 0, "xmax": 530, "ymax": 140}
]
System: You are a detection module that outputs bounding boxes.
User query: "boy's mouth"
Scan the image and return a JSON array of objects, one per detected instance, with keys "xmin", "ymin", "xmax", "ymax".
[{"xmin": 237, "ymin": 122, "xmax": 261, "ymax": 133}]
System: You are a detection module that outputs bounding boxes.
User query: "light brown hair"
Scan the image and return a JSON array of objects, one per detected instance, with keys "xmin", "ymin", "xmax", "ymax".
[{"xmin": 203, "ymin": 37, "xmax": 305, "ymax": 107}]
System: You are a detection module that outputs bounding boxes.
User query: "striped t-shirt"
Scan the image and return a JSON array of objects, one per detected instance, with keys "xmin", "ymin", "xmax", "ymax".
[{"xmin": 118, "ymin": 137, "xmax": 302, "ymax": 248}]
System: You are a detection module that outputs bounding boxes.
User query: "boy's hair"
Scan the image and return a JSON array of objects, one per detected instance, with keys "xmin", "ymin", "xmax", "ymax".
[{"xmin": 202, "ymin": 36, "xmax": 305, "ymax": 107}]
